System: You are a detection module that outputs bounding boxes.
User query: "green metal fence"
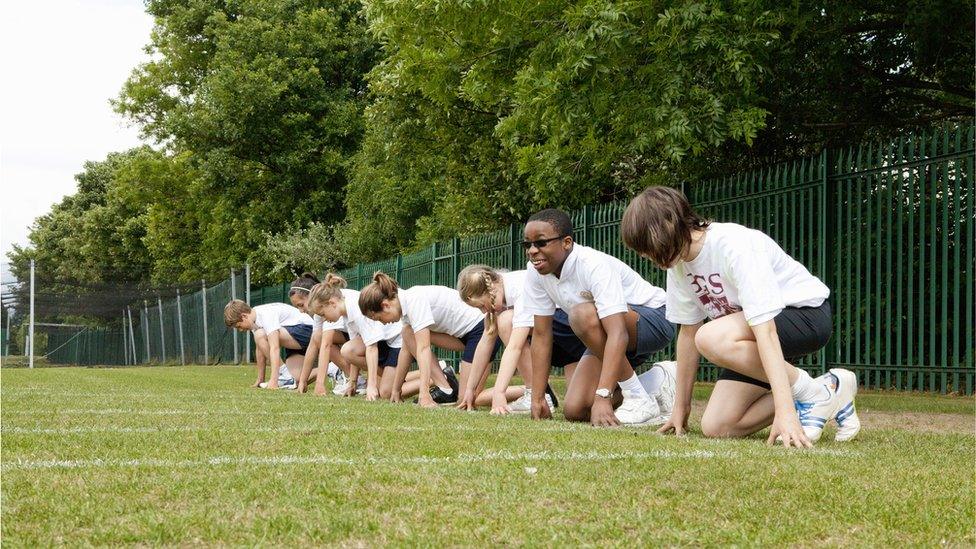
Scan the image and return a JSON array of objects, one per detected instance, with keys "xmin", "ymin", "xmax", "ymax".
[{"xmin": 43, "ymin": 125, "xmax": 974, "ymax": 394}]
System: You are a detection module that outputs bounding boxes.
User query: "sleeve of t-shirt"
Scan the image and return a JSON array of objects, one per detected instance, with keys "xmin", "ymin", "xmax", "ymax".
[
  {"xmin": 510, "ymin": 287, "xmax": 534, "ymax": 329},
  {"xmin": 584, "ymin": 259, "xmax": 628, "ymax": 319},
  {"xmin": 520, "ymin": 266, "xmax": 556, "ymax": 317},
  {"xmin": 358, "ymin": 318, "xmax": 387, "ymax": 346},
  {"xmin": 725, "ymin": 241, "xmax": 785, "ymax": 326},
  {"xmin": 312, "ymin": 315, "xmax": 323, "ymax": 333},
  {"xmin": 402, "ymin": 292, "xmax": 435, "ymax": 333},
  {"xmin": 665, "ymin": 268, "xmax": 707, "ymax": 325},
  {"xmin": 255, "ymin": 307, "xmax": 281, "ymax": 333}
]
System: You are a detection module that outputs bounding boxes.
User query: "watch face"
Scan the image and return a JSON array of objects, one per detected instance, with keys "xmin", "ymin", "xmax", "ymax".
[{"xmin": 596, "ymin": 388, "xmax": 611, "ymax": 398}]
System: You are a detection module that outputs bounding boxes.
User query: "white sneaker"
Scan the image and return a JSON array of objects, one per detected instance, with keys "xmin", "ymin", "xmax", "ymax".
[
  {"xmin": 653, "ymin": 361, "xmax": 678, "ymax": 419},
  {"xmin": 795, "ymin": 373, "xmax": 841, "ymax": 442},
  {"xmin": 507, "ymin": 388, "xmax": 555, "ymax": 413},
  {"xmin": 355, "ymin": 375, "xmax": 367, "ymax": 395},
  {"xmin": 332, "ymin": 370, "xmax": 348, "ymax": 396},
  {"xmin": 830, "ymin": 368, "xmax": 860, "ymax": 441},
  {"xmin": 614, "ymin": 389, "xmax": 663, "ymax": 426}
]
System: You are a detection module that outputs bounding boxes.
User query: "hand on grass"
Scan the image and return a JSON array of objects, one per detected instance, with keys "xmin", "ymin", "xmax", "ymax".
[
  {"xmin": 251, "ymin": 380, "xmax": 262, "ymax": 388},
  {"xmin": 455, "ymin": 390, "xmax": 476, "ymax": 411},
  {"xmin": 343, "ymin": 383, "xmax": 357, "ymax": 397},
  {"xmin": 390, "ymin": 391, "xmax": 402, "ymax": 403},
  {"xmin": 366, "ymin": 386, "xmax": 379, "ymax": 401},
  {"xmin": 658, "ymin": 403, "xmax": 690, "ymax": 436},
  {"xmin": 590, "ymin": 398, "xmax": 620, "ymax": 427},
  {"xmin": 267, "ymin": 381, "xmax": 279, "ymax": 390},
  {"xmin": 297, "ymin": 381, "xmax": 307, "ymax": 394},
  {"xmin": 489, "ymin": 391, "xmax": 510, "ymax": 415},
  {"xmin": 531, "ymin": 398, "xmax": 552, "ymax": 420},
  {"xmin": 313, "ymin": 382, "xmax": 327, "ymax": 396},
  {"xmin": 767, "ymin": 409, "xmax": 813, "ymax": 448},
  {"xmin": 418, "ymin": 396, "xmax": 438, "ymax": 409}
]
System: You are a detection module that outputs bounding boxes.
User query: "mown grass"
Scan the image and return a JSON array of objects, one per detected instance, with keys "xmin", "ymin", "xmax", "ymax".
[{"xmin": 2, "ymin": 365, "xmax": 973, "ymax": 546}]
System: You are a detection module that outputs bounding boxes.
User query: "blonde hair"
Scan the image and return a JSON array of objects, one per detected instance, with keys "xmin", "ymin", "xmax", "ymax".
[
  {"xmin": 307, "ymin": 273, "xmax": 347, "ymax": 313},
  {"xmin": 457, "ymin": 264, "xmax": 502, "ymax": 337},
  {"xmin": 358, "ymin": 271, "xmax": 399, "ymax": 314},
  {"xmin": 223, "ymin": 299, "xmax": 252, "ymax": 327}
]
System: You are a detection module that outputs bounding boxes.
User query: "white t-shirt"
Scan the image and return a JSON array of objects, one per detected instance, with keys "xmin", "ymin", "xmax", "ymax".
[
  {"xmin": 339, "ymin": 289, "xmax": 404, "ymax": 347},
  {"xmin": 523, "ymin": 244, "xmax": 666, "ymax": 319},
  {"xmin": 501, "ymin": 270, "xmax": 534, "ymax": 329},
  {"xmin": 312, "ymin": 313, "xmax": 346, "ymax": 333},
  {"xmin": 665, "ymin": 222, "xmax": 830, "ymax": 326},
  {"xmin": 399, "ymin": 286, "xmax": 484, "ymax": 338},
  {"xmin": 252, "ymin": 303, "xmax": 313, "ymax": 333}
]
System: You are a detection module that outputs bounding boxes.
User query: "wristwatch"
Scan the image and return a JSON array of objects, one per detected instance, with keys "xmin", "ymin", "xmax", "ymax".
[{"xmin": 595, "ymin": 388, "xmax": 612, "ymax": 399}]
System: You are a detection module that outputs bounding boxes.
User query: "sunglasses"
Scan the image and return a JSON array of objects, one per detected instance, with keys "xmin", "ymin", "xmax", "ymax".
[{"xmin": 520, "ymin": 235, "xmax": 568, "ymax": 250}]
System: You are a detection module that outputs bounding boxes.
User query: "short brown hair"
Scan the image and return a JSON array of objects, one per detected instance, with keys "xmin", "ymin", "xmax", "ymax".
[
  {"xmin": 223, "ymin": 299, "xmax": 252, "ymax": 327},
  {"xmin": 621, "ymin": 185, "xmax": 709, "ymax": 269},
  {"xmin": 358, "ymin": 271, "xmax": 399, "ymax": 314}
]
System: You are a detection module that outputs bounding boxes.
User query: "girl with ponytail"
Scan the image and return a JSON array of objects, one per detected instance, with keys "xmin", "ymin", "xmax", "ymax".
[{"xmin": 292, "ymin": 272, "xmax": 354, "ymax": 396}]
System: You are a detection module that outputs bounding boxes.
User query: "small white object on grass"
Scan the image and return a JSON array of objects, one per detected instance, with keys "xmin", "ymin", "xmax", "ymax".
[{"xmin": 524, "ymin": 467, "xmax": 537, "ymax": 475}]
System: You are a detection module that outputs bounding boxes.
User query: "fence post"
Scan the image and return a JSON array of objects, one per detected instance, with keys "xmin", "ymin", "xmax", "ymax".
[
  {"xmin": 28, "ymin": 259, "xmax": 34, "ymax": 368},
  {"xmin": 122, "ymin": 310, "xmax": 129, "ymax": 365},
  {"xmin": 143, "ymin": 300, "xmax": 151, "ymax": 362},
  {"xmin": 582, "ymin": 204, "xmax": 592, "ymax": 246},
  {"xmin": 510, "ymin": 223, "xmax": 520, "ymax": 270},
  {"xmin": 431, "ymin": 243, "xmax": 438, "ymax": 285},
  {"xmin": 157, "ymin": 296, "xmax": 167, "ymax": 363},
  {"xmin": 452, "ymin": 237, "xmax": 460, "ymax": 282},
  {"xmin": 820, "ymin": 147, "xmax": 833, "ymax": 376},
  {"xmin": 127, "ymin": 306, "xmax": 137, "ymax": 363},
  {"xmin": 231, "ymin": 269, "xmax": 239, "ymax": 364},
  {"xmin": 176, "ymin": 289, "xmax": 186, "ymax": 365},
  {"xmin": 396, "ymin": 254, "xmax": 403, "ymax": 281},
  {"xmin": 357, "ymin": 263, "xmax": 363, "ymax": 290},
  {"xmin": 201, "ymin": 280, "xmax": 209, "ymax": 364},
  {"xmin": 244, "ymin": 263, "xmax": 251, "ymax": 363}
]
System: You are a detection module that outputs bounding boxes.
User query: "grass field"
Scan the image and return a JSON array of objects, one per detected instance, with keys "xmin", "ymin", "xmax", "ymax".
[{"xmin": 2, "ymin": 365, "xmax": 973, "ymax": 546}]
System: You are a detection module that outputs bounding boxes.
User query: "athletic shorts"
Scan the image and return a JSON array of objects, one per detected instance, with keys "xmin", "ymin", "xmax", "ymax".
[
  {"xmin": 717, "ymin": 301, "xmax": 833, "ymax": 390},
  {"xmin": 551, "ymin": 309, "xmax": 586, "ymax": 368},
  {"xmin": 377, "ymin": 340, "xmax": 401, "ymax": 368},
  {"xmin": 581, "ymin": 304, "xmax": 675, "ymax": 369},
  {"xmin": 283, "ymin": 324, "xmax": 313, "ymax": 358},
  {"xmin": 458, "ymin": 321, "xmax": 501, "ymax": 364}
]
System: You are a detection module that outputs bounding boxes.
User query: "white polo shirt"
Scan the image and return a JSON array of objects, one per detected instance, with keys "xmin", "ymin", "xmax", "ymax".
[
  {"xmin": 340, "ymin": 289, "xmax": 404, "ymax": 347},
  {"xmin": 523, "ymin": 244, "xmax": 666, "ymax": 319},
  {"xmin": 399, "ymin": 285, "xmax": 484, "ymax": 338},
  {"xmin": 312, "ymin": 313, "xmax": 346, "ymax": 333},
  {"xmin": 501, "ymin": 270, "xmax": 534, "ymax": 329},
  {"xmin": 252, "ymin": 303, "xmax": 313, "ymax": 333},
  {"xmin": 665, "ymin": 222, "xmax": 829, "ymax": 326}
]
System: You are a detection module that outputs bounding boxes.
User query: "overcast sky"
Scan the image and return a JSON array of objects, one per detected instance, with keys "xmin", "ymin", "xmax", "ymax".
[{"xmin": 0, "ymin": 0, "xmax": 154, "ymax": 275}]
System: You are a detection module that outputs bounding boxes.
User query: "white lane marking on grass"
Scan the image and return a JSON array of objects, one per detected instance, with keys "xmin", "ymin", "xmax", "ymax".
[
  {"xmin": 1, "ymin": 409, "xmax": 356, "ymax": 416},
  {"xmin": 1, "ymin": 423, "xmax": 594, "ymax": 435},
  {"xmin": 2, "ymin": 449, "xmax": 729, "ymax": 471}
]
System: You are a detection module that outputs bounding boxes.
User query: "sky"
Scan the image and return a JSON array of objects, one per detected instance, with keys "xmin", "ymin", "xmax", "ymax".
[{"xmin": 0, "ymin": 0, "xmax": 154, "ymax": 275}]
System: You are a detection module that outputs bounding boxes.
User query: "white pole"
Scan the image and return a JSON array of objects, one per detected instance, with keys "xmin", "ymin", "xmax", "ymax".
[
  {"xmin": 201, "ymin": 280, "xmax": 209, "ymax": 364},
  {"xmin": 143, "ymin": 300, "xmax": 150, "ymax": 362},
  {"xmin": 127, "ymin": 307, "xmax": 138, "ymax": 363},
  {"xmin": 176, "ymin": 289, "xmax": 186, "ymax": 365},
  {"xmin": 231, "ymin": 269, "xmax": 239, "ymax": 364},
  {"xmin": 244, "ymin": 263, "xmax": 251, "ymax": 363},
  {"xmin": 5, "ymin": 311, "xmax": 11, "ymax": 357},
  {"xmin": 157, "ymin": 296, "xmax": 167, "ymax": 363},
  {"xmin": 28, "ymin": 259, "xmax": 34, "ymax": 369}
]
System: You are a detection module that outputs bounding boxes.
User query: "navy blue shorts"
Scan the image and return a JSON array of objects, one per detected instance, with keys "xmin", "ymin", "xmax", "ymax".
[
  {"xmin": 551, "ymin": 309, "xmax": 586, "ymax": 368},
  {"xmin": 718, "ymin": 302, "xmax": 832, "ymax": 390},
  {"xmin": 283, "ymin": 324, "xmax": 314, "ymax": 358},
  {"xmin": 581, "ymin": 304, "xmax": 674, "ymax": 369},
  {"xmin": 377, "ymin": 341, "xmax": 401, "ymax": 368},
  {"xmin": 458, "ymin": 321, "xmax": 501, "ymax": 363}
]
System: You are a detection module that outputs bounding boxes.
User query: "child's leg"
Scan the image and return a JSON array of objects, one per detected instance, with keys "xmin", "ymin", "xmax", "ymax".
[
  {"xmin": 341, "ymin": 338, "xmax": 367, "ymax": 369},
  {"xmin": 567, "ymin": 303, "xmax": 639, "ymax": 382},
  {"xmin": 561, "ymin": 354, "xmax": 620, "ymax": 422},
  {"xmin": 427, "ymin": 332, "xmax": 464, "ymax": 388},
  {"xmin": 474, "ymin": 386, "xmax": 523, "ymax": 407},
  {"xmin": 693, "ymin": 312, "xmax": 801, "ymax": 385},
  {"xmin": 699, "ymin": 380, "xmax": 774, "ymax": 438},
  {"xmin": 283, "ymin": 354, "xmax": 305, "ymax": 379}
]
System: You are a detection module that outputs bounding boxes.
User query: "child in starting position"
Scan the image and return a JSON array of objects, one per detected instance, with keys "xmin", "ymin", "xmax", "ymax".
[{"xmin": 224, "ymin": 299, "xmax": 314, "ymax": 390}]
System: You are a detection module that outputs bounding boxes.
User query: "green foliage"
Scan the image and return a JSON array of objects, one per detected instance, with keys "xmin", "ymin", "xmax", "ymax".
[{"xmin": 252, "ymin": 222, "xmax": 344, "ymax": 282}]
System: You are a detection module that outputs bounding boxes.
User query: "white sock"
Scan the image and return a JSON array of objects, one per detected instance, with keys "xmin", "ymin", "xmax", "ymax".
[
  {"xmin": 791, "ymin": 369, "xmax": 828, "ymax": 402},
  {"xmin": 437, "ymin": 384, "xmax": 453, "ymax": 395},
  {"xmin": 327, "ymin": 362, "xmax": 340, "ymax": 378},
  {"xmin": 637, "ymin": 367, "xmax": 665, "ymax": 396},
  {"xmin": 618, "ymin": 373, "xmax": 650, "ymax": 397}
]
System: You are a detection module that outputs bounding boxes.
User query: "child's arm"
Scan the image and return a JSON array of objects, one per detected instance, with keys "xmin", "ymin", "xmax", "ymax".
[
  {"xmin": 364, "ymin": 343, "xmax": 380, "ymax": 401},
  {"xmin": 343, "ymin": 353, "xmax": 361, "ymax": 397},
  {"xmin": 659, "ymin": 322, "xmax": 701, "ymax": 435},
  {"xmin": 591, "ymin": 313, "xmax": 629, "ymax": 427},
  {"xmin": 457, "ymin": 328, "xmax": 498, "ymax": 410},
  {"xmin": 753, "ymin": 320, "xmax": 812, "ymax": 448},
  {"xmin": 390, "ymin": 339, "xmax": 412, "ymax": 402},
  {"xmin": 490, "ymin": 327, "xmax": 530, "ymax": 414},
  {"xmin": 297, "ymin": 330, "xmax": 321, "ymax": 393},
  {"xmin": 266, "ymin": 330, "xmax": 283, "ymax": 389},
  {"xmin": 529, "ymin": 315, "xmax": 554, "ymax": 420},
  {"xmin": 314, "ymin": 329, "xmax": 338, "ymax": 396},
  {"xmin": 414, "ymin": 327, "xmax": 437, "ymax": 408},
  {"xmin": 253, "ymin": 330, "xmax": 270, "ymax": 387}
]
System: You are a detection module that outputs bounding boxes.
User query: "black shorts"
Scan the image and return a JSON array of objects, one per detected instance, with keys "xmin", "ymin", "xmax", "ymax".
[
  {"xmin": 283, "ymin": 324, "xmax": 314, "ymax": 358},
  {"xmin": 377, "ymin": 341, "xmax": 401, "ymax": 368},
  {"xmin": 458, "ymin": 321, "xmax": 501, "ymax": 363},
  {"xmin": 717, "ymin": 301, "xmax": 832, "ymax": 390},
  {"xmin": 551, "ymin": 309, "xmax": 586, "ymax": 368}
]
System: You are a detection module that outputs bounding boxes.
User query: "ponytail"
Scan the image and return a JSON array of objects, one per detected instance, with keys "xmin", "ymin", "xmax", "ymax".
[
  {"xmin": 359, "ymin": 271, "xmax": 399, "ymax": 314},
  {"xmin": 457, "ymin": 264, "xmax": 501, "ymax": 337},
  {"xmin": 307, "ymin": 272, "xmax": 347, "ymax": 312}
]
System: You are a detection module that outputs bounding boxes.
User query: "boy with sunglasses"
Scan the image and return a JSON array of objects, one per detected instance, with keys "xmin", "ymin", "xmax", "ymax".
[{"xmin": 521, "ymin": 209, "xmax": 676, "ymax": 427}]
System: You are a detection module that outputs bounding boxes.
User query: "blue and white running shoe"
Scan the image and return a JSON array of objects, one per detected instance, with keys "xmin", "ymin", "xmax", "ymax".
[
  {"xmin": 830, "ymin": 368, "xmax": 860, "ymax": 441},
  {"xmin": 795, "ymin": 373, "xmax": 840, "ymax": 443}
]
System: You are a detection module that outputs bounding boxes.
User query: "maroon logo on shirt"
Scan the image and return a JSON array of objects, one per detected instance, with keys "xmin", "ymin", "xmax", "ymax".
[{"xmin": 688, "ymin": 273, "xmax": 741, "ymax": 318}]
